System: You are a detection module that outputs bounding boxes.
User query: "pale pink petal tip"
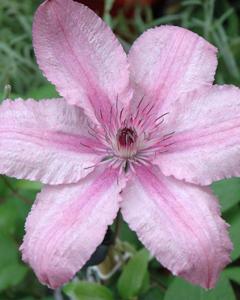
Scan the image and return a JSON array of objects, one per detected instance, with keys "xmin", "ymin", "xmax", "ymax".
[
  {"xmin": 121, "ymin": 166, "xmax": 232, "ymax": 289},
  {"xmin": 128, "ymin": 25, "xmax": 217, "ymax": 112},
  {"xmin": 33, "ymin": 0, "xmax": 132, "ymax": 123},
  {"xmin": 0, "ymin": 98, "xmax": 101, "ymax": 185},
  {"xmin": 157, "ymin": 85, "xmax": 240, "ymax": 185},
  {"xmin": 20, "ymin": 167, "xmax": 125, "ymax": 288}
]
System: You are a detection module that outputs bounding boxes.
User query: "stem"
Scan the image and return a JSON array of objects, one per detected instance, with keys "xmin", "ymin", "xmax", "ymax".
[
  {"xmin": 150, "ymin": 274, "xmax": 167, "ymax": 292},
  {"xmin": 103, "ymin": 0, "xmax": 115, "ymax": 27},
  {"xmin": 114, "ymin": 210, "xmax": 122, "ymax": 244},
  {"xmin": 3, "ymin": 84, "xmax": 11, "ymax": 100},
  {"xmin": 54, "ymin": 288, "xmax": 63, "ymax": 300}
]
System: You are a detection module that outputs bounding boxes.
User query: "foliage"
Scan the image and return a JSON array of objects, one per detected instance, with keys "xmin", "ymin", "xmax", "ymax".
[
  {"xmin": 117, "ymin": 249, "xmax": 150, "ymax": 299},
  {"xmin": 0, "ymin": 0, "xmax": 44, "ymax": 95},
  {"xmin": 64, "ymin": 281, "xmax": 114, "ymax": 300},
  {"xmin": 0, "ymin": 0, "xmax": 240, "ymax": 299},
  {"xmin": 164, "ymin": 274, "xmax": 236, "ymax": 300}
]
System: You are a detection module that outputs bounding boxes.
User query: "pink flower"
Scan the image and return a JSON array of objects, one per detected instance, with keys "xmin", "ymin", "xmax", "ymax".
[{"xmin": 1, "ymin": 0, "xmax": 238, "ymax": 290}]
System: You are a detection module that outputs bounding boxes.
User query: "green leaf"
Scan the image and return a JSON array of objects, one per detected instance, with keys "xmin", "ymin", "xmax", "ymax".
[
  {"xmin": 0, "ymin": 191, "xmax": 30, "ymax": 238},
  {"xmin": 15, "ymin": 179, "xmax": 42, "ymax": 191},
  {"xmin": 140, "ymin": 287, "xmax": 164, "ymax": 300},
  {"xmin": 63, "ymin": 281, "xmax": 114, "ymax": 300},
  {"xmin": 119, "ymin": 219, "xmax": 141, "ymax": 248},
  {"xmin": 229, "ymin": 211, "xmax": 240, "ymax": 260},
  {"xmin": 0, "ymin": 92, "xmax": 19, "ymax": 102},
  {"xmin": 0, "ymin": 177, "xmax": 8, "ymax": 197},
  {"xmin": 211, "ymin": 178, "xmax": 240, "ymax": 212},
  {"xmin": 164, "ymin": 274, "xmax": 236, "ymax": 300},
  {"xmin": 117, "ymin": 248, "xmax": 149, "ymax": 299},
  {"xmin": 21, "ymin": 298, "xmax": 54, "ymax": 300},
  {"xmin": 0, "ymin": 201, "xmax": 18, "ymax": 235},
  {"xmin": 140, "ymin": 270, "xmax": 150, "ymax": 294},
  {"xmin": 26, "ymin": 83, "xmax": 59, "ymax": 100},
  {"xmin": 0, "ymin": 234, "xmax": 27, "ymax": 291},
  {"xmin": 224, "ymin": 267, "xmax": 240, "ymax": 285},
  {"xmin": 0, "ymin": 263, "xmax": 28, "ymax": 291},
  {"xmin": 0, "ymin": 234, "xmax": 18, "ymax": 268}
]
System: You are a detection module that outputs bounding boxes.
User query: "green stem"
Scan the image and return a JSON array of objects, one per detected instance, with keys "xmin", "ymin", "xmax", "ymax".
[{"xmin": 114, "ymin": 211, "xmax": 122, "ymax": 244}]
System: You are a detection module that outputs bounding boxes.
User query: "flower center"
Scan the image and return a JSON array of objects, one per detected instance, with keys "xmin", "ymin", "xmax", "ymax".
[
  {"xmin": 86, "ymin": 100, "xmax": 175, "ymax": 173},
  {"xmin": 117, "ymin": 127, "xmax": 137, "ymax": 147}
]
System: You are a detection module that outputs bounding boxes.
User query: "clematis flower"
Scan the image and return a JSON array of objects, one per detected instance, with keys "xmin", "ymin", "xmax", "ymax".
[{"xmin": 1, "ymin": 0, "xmax": 239, "ymax": 290}]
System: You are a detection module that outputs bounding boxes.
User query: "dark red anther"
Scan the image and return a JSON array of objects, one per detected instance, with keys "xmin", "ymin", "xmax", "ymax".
[{"xmin": 118, "ymin": 127, "xmax": 137, "ymax": 147}]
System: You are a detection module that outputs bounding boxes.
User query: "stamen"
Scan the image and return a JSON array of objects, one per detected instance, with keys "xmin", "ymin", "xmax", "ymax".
[
  {"xmin": 101, "ymin": 156, "xmax": 115, "ymax": 162},
  {"xmin": 162, "ymin": 131, "xmax": 175, "ymax": 141},
  {"xmin": 141, "ymin": 102, "xmax": 151, "ymax": 113},
  {"xmin": 115, "ymin": 95, "xmax": 119, "ymax": 125},
  {"xmin": 146, "ymin": 104, "xmax": 155, "ymax": 116},
  {"xmin": 123, "ymin": 160, "xmax": 130, "ymax": 173},
  {"xmin": 79, "ymin": 142, "xmax": 93, "ymax": 149},
  {"xmin": 154, "ymin": 118, "xmax": 165, "ymax": 128},
  {"xmin": 163, "ymin": 142, "xmax": 175, "ymax": 148},
  {"xmin": 137, "ymin": 95, "xmax": 145, "ymax": 110},
  {"xmin": 99, "ymin": 108, "xmax": 104, "ymax": 120},
  {"xmin": 119, "ymin": 108, "xmax": 124, "ymax": 122},
  {"xmin": 109, "ymin": 105, "xmax": 113, "ymax": 127},
  {"xmin": 154, "ymin": 112, "xmax": 169, "ymax": 122}
]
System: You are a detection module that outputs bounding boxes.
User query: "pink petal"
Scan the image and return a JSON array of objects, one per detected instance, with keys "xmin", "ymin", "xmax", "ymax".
[
  {"xmin": 156, "ymin": 85, "xmax": 240, "ymax": 185},
  {"xmin": 33, "ymin": 0, "xmax": 132, "ymax": 123},
  {"xmin": 121, "ymin": 165, "xmax": 232, "ymax": 289},
  {"xmin": 0, "ymin": 98, "xmax": 102, "ymax": 184},
  {"xmin": 20, "ymin": 166, "xmax": 125, "ymax": 288},
  {"xmin": 128, "ymin": 26, "xmax": 217, "ymax": 112}
]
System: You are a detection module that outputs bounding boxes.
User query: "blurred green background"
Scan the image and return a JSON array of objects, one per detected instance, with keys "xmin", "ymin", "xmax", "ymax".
[{"xmin": 0, "ymin": 0, "xmax": 240, "ymax": 299}]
